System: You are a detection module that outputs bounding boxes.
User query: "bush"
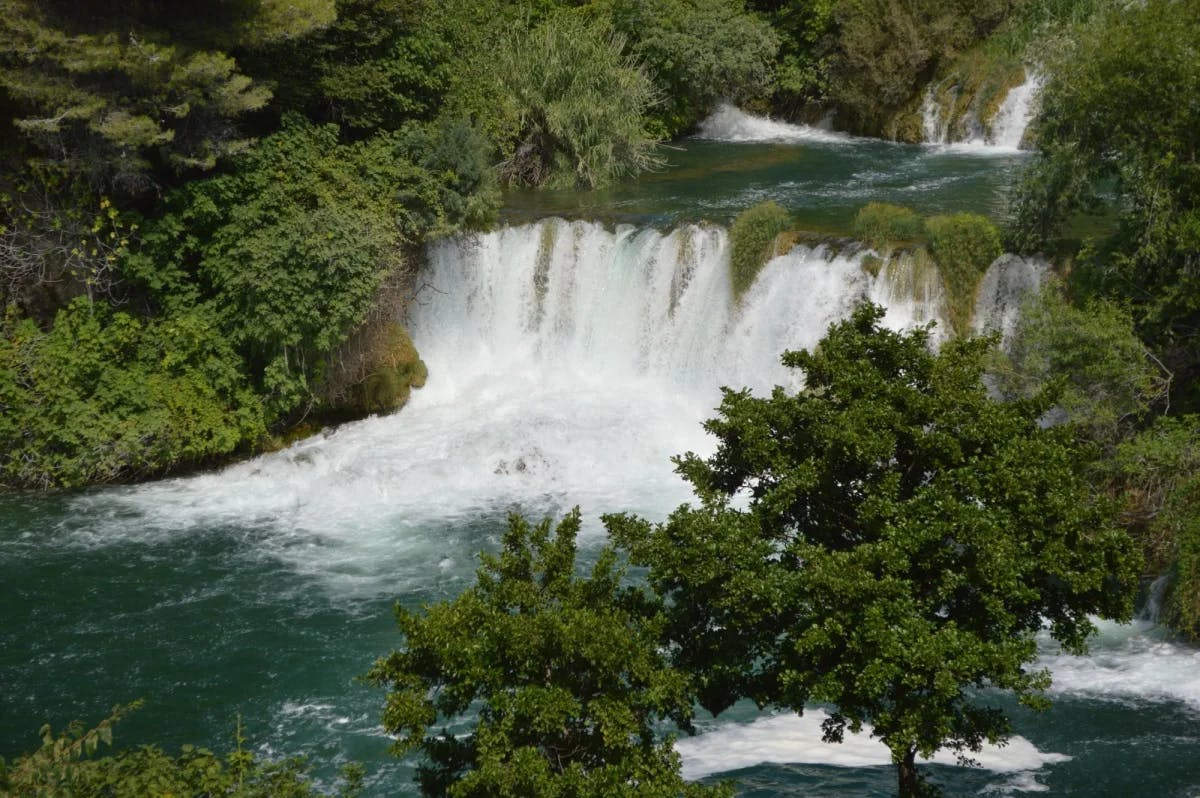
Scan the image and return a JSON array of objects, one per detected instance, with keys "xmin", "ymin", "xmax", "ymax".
[
  {"xmin": 0, "ymin": 300, "xmax": 265, "ymax": 489},
  {"xmin": 127, "ymin": 117, "xmax": 493, "ymax": 422},
  {"xmin": 608, "ymin": 0, "xmax": 779, "ymax": 138},
  {"xmin": 829, "ymin": 0, "xmax": 1019, "ymax": 134},
  {"xmin": 992, "ymin": 284, "xmax": 1169, "ymax": 444},
  {"xmin": 0, "ymin": 703, "xmax": 362, "ymax": 797},
  {"xmin": 925, "ymin": 212, "xmax": 1002, "ymax": 335},
  {"xmin": 729, "ymin": 201, "xmax": 792, "ymax": 299},
  {"xmin": 852, "ymin": 202, "xmax": 923, "ymax": 249},
  {"xmin": 493, "ymin": 13, "xmax": 662, "ymax": 188},
  {"xmin": 1104, "ymin": 416, "xmax": 1200, "ymax": 640}
]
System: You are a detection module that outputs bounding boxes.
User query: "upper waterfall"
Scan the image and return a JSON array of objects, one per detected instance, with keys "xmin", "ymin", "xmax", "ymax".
[
  {"xmin": 922, "ymin": 69, "xmax": 1044, "ymax": 152},
  {"xmin": 693, "ymin": 103, "xmax": 851, "ymax": 144}
]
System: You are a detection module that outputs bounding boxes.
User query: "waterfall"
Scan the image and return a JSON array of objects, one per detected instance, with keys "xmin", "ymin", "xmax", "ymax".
[
  {"xmin": 70, "ymin": 220, "xmax": 960, "ymax": 555},
  {"xmin": 922, "ymin": 69, "xmax": 1043, "ymax": 152},
  {"xmin": 973, "ymin": 253, "xmax": 1050, "ymax": 342},
  {"xmin": 694, "ymin": 103, "xmax": 851, "ymax": 144},
  {"xmin": 987, "ymin": 71, "xmax": 1045, "ymax": 149},
  {"xmin": 921, "ymin": 84, "xmax": 951, "ymax": 145},
  {"xmin": 67, "ymin": 220, "xmax": 1044, "ymax": 593}
]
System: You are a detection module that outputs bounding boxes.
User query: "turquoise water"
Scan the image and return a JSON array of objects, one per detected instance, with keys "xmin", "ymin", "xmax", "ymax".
[
  {"xmin": 2, "ymin": 126, "xmax": 1197, "ymax": 796},
  {"xmin": 501, "ymin": 139, "xmax": 1025, "ymax": 230}
]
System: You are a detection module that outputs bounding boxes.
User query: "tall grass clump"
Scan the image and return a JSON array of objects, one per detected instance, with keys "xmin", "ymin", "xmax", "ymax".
[
  {"xmin": 494, "ymin": 14, "xmax": 662, "ymax": 189},
  {"xmin": 853, "ymin": 203, "xmax": 923, "ymax": 250},
  {"xmin": 926, "ymin": 212, "xmax": 1002, "ymax": 335},
  {"xmin": 730, "ymin": 201, "xmax": 792, "ymax": 299}
]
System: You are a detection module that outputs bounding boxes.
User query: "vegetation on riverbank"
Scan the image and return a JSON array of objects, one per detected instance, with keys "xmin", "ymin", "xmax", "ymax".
[
  {"xmin": 0, "ymin": 703, "xmax": 364, "ymax": 797},
  {"xmin": 2, "ymin": 0, "xmax": 1199, "ymax": 792}
]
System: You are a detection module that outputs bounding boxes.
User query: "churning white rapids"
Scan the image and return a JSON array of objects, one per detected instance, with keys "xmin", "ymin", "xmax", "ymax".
[{"xmin": 61, "ymin": 218, "xmax": 1191, "ymax": 788}]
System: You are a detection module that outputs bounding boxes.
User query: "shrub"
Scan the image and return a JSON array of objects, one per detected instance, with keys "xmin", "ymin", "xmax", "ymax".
[
  {"xmin": 1104, "ymin": 416, "xmax": 1200, "ymax": 640},
  {"xmin": 493, "ymin": 13, "xmax": 661, "ymax": 188},
  {"xmin": 852, "ymin": 202, "xmax": 923, "ymax": 249},
  {"xmin": 0, "ymin": 300, "xmax": 265, "ymax": 489},
  {"xmin": 925, "ymin": 212, "xmax": 1002, "ymax": 335},
  {"xmin": 729, "ymin": 201, "xmax": 792, "ymax": 299},
  {"xmin": 0, "ymin": 703, "xmax": 362, "ymax": 797},
  {"xmin": 993, "ymin": 284, "xmax": 1169, "ymax": 444},
  {"xmin": 608, "ymin": 0, "xmax": 779, "ymax": 138},
  {"xmin": 126, "ymin": 118, "xmax": 490, "ymax": 422}
]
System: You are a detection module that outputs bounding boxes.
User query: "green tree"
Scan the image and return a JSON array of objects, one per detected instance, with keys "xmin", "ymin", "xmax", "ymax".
[
  {"xmin": 608, "ymin": 303, "xmax": 1140, "ymax": 798},
  {"xmin": 0, "ymin": 0, "xmax": 287, "ymax": 193},
  {"xmin": 606, "ymin": 0, "xmax": 779, "ymax": 138},
  {"xmin": 1011, "ymin": 0, "xmax": 1200, "ymax": 409},
  {"xmin": 369, "ymin": 509, "xmax": 729, "ymax": 798},
  {"xmin": 0, "ymin": 299, "xmax": 265, "ymax": 489},
  {"xmin": 127, "ymin": 116, "xmax": 495, "ymax": 422},
  {"xmin": 991, "ymin": 283, "xmax": 1171, "ymax": 447},
  {"xmin": 827, "ymin": 0, "xmax": 1019, "ymax": 134}
]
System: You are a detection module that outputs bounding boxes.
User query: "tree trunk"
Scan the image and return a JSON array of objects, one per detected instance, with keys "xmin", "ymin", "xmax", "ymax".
[{"xmin": 897, "ymin": 747, "xmax": 921, "ymax": 798}]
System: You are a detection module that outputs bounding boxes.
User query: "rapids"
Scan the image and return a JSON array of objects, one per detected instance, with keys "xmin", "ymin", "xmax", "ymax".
[{"xmin": 2, "ymin": 146, "xmax": 1197, "ymax": 797}]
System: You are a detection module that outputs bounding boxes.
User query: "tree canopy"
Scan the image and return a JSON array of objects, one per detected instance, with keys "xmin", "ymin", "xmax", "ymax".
[
  {"xmin": 608, "ymin": 303, "xmax": 1141, "ymax": 797},
  {"xmin": 1011, "ymin": 0, "xmax": 1200, "ymax": 410},
  {"xmin": 369, "ymin": 509, "xmax": 729, "ymax": 798}
]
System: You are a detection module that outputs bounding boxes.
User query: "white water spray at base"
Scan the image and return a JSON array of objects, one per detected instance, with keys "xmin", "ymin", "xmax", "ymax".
[
  {"xmin": 694, "ymin": 103, "xmax": 851, "ymax": 144},
  {"xmin": 676, "ymin": 710, "xmax": 1070, "ymax": 781}
]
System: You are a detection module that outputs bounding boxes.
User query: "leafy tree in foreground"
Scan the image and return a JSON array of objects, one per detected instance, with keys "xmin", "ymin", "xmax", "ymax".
[
  {"xmin": 608, "ymin": 303, "xmax": 1140, "ymax": 797},
  {"xmin": 369, "ymin": 509, "xmax": 728, "ymax": 798}
]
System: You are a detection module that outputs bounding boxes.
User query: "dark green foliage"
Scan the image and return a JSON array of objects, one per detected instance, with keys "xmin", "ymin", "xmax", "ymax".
[
  {"xmin": 1102, "ymin": 416, "xmax": 1200, "ymax": 640},
  {"xmin": 256, "ymin": 0, "xmax": 453, "ymax": 131},
  {"xmin": 827, "ymin": 0, "xmax": 1020, "ymax": 133},
  {"xmin": 609, "ymin": 303, "xmax": 1140, "ymax": 797},
  {"xmin": 747, "ymin": 0, "xmax": 836, "ymax": 111},
  {"xmin": 729, "ymin": 201, "xmax": 791, "ymax": 298},
  {"xmin": 1011, "ymin": 0, "xmax": 1200, "ymax": 409},
  {"xmin": 0, "ymin": 0, "xmax": 279, "ymax": 193},
  {"xmin": 991, "ymin": 284, "xmax": 1170, "ymax": 445},
  {"xmin": 127, "ymin": 119, "xmax": 402, "ymax": 419},
  {"xmin": 925, "ymin": 213, "xmax": 1001, "ymax": 336},
  {"xmin": 492, "ymin": 14, "xmax": 662, "ymax": 188},
  {"xmin": 128, "ymin": 117, "xmax": 494, "ymax": 421},
  {"xmin": 0, "ymin": 299, "xmax": 264, "ymax": 489},
  {"xmin": 607, "ymin": 0, "xmax": 779, "ymax": 138},
  {"xmin": 852, "ymin": 202, "xmax": 923, "ymax": 249},
  {"xmin": 369, "ymin": 509, "xmax": 730, "ymax": 798},
  {"xmin": 0, "ymin": 702, "xmax": 363, "ymax": 798}
]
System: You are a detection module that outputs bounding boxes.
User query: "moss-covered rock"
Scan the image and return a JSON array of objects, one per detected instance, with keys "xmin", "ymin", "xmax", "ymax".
[
  {"xmin": 344, "ymin": 322, "xmax": 428, "ymax": 415},
  {"xmin": 853, "ymin": 203, "xmax": 924, "ymax": 250},
  {"xmin": 729, "ymin": 201, "xmax": 792, "ymax": 299},
  {"xmin": 925, "ymin": 213, "xmax": 1002, "ymax": 335}
]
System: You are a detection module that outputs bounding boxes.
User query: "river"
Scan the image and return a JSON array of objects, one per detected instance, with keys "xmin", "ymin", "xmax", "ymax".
[{"xmin": 2, "ymin": 107, "xmax": 1197, "ymax": 796}]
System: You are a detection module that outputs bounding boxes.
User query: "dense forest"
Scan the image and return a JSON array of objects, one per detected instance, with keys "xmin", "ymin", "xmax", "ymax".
[{"xmin": 1, "ymin": 0, "xmax": 1198, "ymax": 795}]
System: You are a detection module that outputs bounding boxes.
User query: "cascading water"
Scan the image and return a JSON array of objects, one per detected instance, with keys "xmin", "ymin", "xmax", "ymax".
[
  {"xmin": 922, "ymin": 69, "xmax": 1044, "ymax": 152},
  {"xmin": 4, "ymin": 218, "xmax": 1197, "ymax": 796},
  {"xmin": 694, "ymin": 103, "xmax": 851, "ymax": 144}
]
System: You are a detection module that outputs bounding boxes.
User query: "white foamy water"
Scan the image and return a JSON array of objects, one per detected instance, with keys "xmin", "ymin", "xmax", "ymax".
[
  {"xmin": 676, "ymin": 710, "xmax": 1070, "ymax": 780},
  {"xmin": 694, "ymin": 103, "xmax": 851, "ymax": 144},
  {"xmin": 1038, "ymin": 620, "xmax": 1200, "ymax": 711},
  {"xmin": 923, "ymin": 69, "xmax": 1043, "ymax": 154},
  {"xmin": 62, "ymin": 219, "xmax": 961, "ymax": 595},
  {"xmin": 988, "ymin": 71, "xmax": 1045, "ymax": 150},
  {"xmin": 973, "ymin": 253, "xmax": 1050, "ymax": 342}
]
